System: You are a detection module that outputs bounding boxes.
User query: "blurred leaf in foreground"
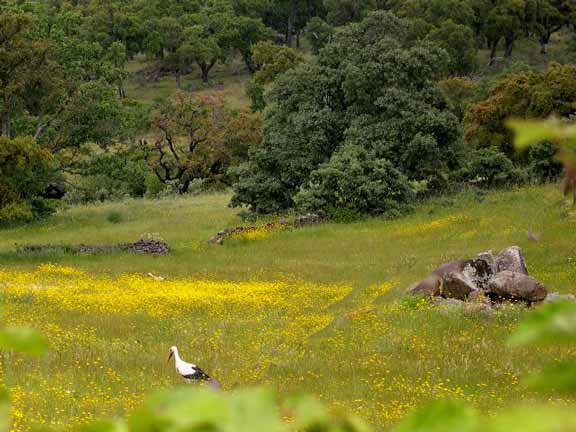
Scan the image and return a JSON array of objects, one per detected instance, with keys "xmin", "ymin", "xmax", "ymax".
[
  {"xmin": 0, "ymin": 326, "xmax": 48, "ymax": 356},
  {"xmin": 0, "ymin": 389, "xmax": 9, "ymax": 432},
  {"xmin": 522, "ymin": 360, "xmax": 576, "ymax": 394},
  {"xmin": 508, "ymin": 118, "xmax": 576, "ymax": 150},
  {"xmin": 508, "ymin": 300, "xmax": 576, "ymax": 347},
  {"xmin": 392, "ymin": 400, "xmax": 478, "ymax": 432},
  {"xmin": 486, "ymin": 406, "xmax": 576, "ymax": 432},
  {"xmin": 285, "ymin": 392, "xmax": 372, "ymax": 432},
  {"xmin": 79, "ymin": 419, "xmax": 127, "ymax": 432},
  {"xmin": 130, "ymin": 386, "xmax": 285, "ymax": 432}
]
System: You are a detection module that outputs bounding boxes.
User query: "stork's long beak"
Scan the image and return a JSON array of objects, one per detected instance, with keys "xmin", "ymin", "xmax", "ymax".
[{"xmin": 168, "ymin": 351, "xmax": 173, "ymax": 363}]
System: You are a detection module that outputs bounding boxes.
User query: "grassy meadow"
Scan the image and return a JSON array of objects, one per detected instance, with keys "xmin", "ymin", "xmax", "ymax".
[{"xmin": 1, "ymin": 185, "xmax": 576, "ymax": 431}]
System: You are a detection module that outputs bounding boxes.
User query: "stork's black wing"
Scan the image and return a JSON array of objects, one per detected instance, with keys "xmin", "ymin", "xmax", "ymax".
[{"xmin": 184, "ymin": 366, "xmax": 210, "ymax": 381}]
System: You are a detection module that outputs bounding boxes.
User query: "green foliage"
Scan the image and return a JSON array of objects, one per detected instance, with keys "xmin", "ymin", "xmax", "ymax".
[
  {"xmin": 305, "ymin": 17, "xmax": 333, "ymax": 54},
  {"xmin": 526, "ymin": 142, "xmax": 563, "ymax": 182},
  {"xmin": 438, "ymin": 77, "xmax": 479, "ymax": 120},
  {"xmin": 465, "ymin": 63, "xmax": 576, "ymax": 157},
  {"xmin": 251, "ymin": 42, "xmax": 304, "ymax": 85},
  {"xmin": 232, "ymin": 11, "xmax": 462, "ymax": 214},
  {"xmin": 0, "ymin": 388, "xmax": 8, "ymax": 432},
  {"xmin": 509, "ymin": 117, "xmax": 576, "ymax": 188},
  {"xmin": 246, "ymin": 80, "xmax": 266, "ymax": 112},
  {"xmin": 0, "ymin": 136, "xmax": 55, "ymax": 224},
  {"xmin": 295, "ymin": 145, "xmax": 415, "ymax": 217},
  {"xmin": 427, "ymin": 20, "xmax": 477, "ymax": 75},
  {"xmin": 323, "ymin": 0, "xmax": 375, "ymax": 26},
  {"xmin": 143, "ymin": 93, "xmax": 259, "ymax": 193}
]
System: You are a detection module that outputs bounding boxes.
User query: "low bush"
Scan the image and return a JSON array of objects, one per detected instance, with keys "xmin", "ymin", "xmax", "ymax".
[
  {"xmin": 457, "ymin": 147, "xmax": 527, "ymax": 188},
  {"xmin": 295, "ymin": 145, "xmax": 415, "ymax": 217},
  {"xmin": 106, "ymin": 210, "xmax": 124, "ymax": 224}
]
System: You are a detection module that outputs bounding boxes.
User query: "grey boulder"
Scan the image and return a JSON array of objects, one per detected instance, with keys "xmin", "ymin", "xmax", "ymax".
[
  {"xmin": 486, "ymin": 270, "xmax": 547, "ymax": 303},
  {"xmin": 442, "ymin": 271, "xmax": 478, "ymax": 300},
  {"xmin": 495, "ymin": 246, "xmax": 529, "ymax": 275}
]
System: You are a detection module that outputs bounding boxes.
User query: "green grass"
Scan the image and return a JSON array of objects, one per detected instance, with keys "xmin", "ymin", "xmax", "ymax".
[
  {"xmin": 2, "ymin": 185, "xmax": 576, "ymax": 290},
  {"xmin": 125, "ymin": 55, "xmax": 251, "ymax": 109},
  {"xmin": 477, "ymin": 30, "xmax": 575, "ymax": 76},
  {"xmin": 1, "ymin": 185, "xmax": 576, "ymax": 431}
]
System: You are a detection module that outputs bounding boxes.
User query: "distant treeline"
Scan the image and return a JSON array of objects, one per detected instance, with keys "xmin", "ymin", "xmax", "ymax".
[{"xmin": 1, "ymin": 0, "xmax": 576, "ymax": 223}]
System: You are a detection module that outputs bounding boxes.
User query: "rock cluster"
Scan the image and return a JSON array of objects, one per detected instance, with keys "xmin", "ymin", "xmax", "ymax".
[
  {"xmin": 409, "ymin": 246, "xmax": 550, "ymax": 306},
  {"xmin": 18, "ymin": 238, "xmax": 170, "ymax": 256},
  {"xmin": 209, "ymin": 213, "xmax": 325, "ymax": 245},
  {"xmin": 118, "ymin": 239, "xmax": 170, "ymax": 255},
  {"xmin": 208, "ymin": 222, "xmax": 289, "ymax": 245}
]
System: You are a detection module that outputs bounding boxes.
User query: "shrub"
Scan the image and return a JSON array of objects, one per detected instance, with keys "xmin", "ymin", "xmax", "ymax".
[
  {"xmin": 0, "ymin": 136, "xmax": 56, "ymax": 223},
  {"xmin": 29, "ymin": 198, "xmax": 58, "ymax": 219},
  {"xmin": 145, "ymin": 175, "xmax": 166, "ymax": 199},
  {"xmin": 459, "ymin": 147, "xmax": 525, "ymax": 188},
  {"xmin": 527, "ymin": 142, "xmax": 563, "ymax": 183},
  {"xmin": 106, "ymin": 210, "xmax": 124, "ymax": 224},
  {"xmin": 0, "ymin": 201, "xmax": 34, "ymax": 224},
  {"xmin": 294, "ymin": 145, "xmax": 415, "ymax": 217}
]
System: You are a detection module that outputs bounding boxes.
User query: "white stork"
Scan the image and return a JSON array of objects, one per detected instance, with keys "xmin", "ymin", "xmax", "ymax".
[{"xmin": 168, "ymin": 346, "xmax": 222, "ymax": 390}]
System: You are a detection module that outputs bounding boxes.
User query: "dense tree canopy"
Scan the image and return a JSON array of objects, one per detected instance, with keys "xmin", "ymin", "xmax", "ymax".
[
  {"xmin": 465, "ymin": 62, "xmax": 576, "ymax": 157},
  {"xmin": 1, "ymin": 0, "xmax": 576, "ymax": 221},
  {"xmin": 231, "ymin": 12, "xmax": 463, "ymax": 214}
]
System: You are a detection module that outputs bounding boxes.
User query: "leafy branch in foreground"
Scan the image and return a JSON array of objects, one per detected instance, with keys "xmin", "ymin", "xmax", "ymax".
[
  {"xmin": 508, "ymin": 117, "xmax": 576, "ymax": 203},
  {"xmin": 0, "ymin": 319, "xmax": 47, "ymax": 431}
]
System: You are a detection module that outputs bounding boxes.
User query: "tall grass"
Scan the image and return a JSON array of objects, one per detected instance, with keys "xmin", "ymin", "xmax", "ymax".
[{"xmin": 1, "ymin": 185, "xmax": 576, "ymax": 431}]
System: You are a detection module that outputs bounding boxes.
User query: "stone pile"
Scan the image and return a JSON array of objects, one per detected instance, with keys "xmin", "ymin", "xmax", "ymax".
[
  {"xmin": 409, "ymin": 246, "xmax": 554, "ymax": 306},
  {"xmin": 18, "ymin": 238, "xmax": 170, "ymax": 256},
  {"xmin": 209, "ymin": 213, "xmax": 326, "ymax": 245}
]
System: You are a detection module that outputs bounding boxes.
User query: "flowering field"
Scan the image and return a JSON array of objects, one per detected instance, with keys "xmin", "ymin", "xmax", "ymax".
[{"xmin": 1, "ymin": 186, "xmax": 576, "ymax": 430}]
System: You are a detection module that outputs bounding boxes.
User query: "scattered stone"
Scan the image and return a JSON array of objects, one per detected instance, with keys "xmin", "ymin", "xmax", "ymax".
[
  {"xmin": 495, "ymin": 246, "xmax": 529, "ymax": 275},
  {"xmin": 433, "ymin": 297, "xmax": 466, "ymax": 308},
  {"xmin": 148, "ymin": 272, "xmax": 166, "ymax": 281},
  {"xmin": 293, "ymin": 213, "xmax": 326, "ymax": 227},
  {"xmin": 544, "ymin": 292, "xmax": 576, "ymax": 304},
  {"xmin": 486, "ymin": 271, "xmax": 547, "ymax": 304}
]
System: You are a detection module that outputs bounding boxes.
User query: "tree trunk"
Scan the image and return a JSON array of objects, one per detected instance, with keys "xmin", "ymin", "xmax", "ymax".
[
  {"xmin": 244, "ymin": 52, "xmax": 256, "ymax": 74},
  {"xmin": 539, "ymin": 33, "xmax": 551, "ymax": 55},
  {"xmin": 296, "ymin": 29, "xmax": 301, "ymax": 48},
  {"xmin": 504, "ymin": 33, "xmax": 516, "ymax": 58},
  {"xmin": 488, "ymin": 38, "xmax": 499, "ymax": 67},
  {"xmin": 1, "ymin": 111, "xmax": 10, "ymax": 137},
  {"xmin": 199, "ymin": 60, "xmax": 216, "ymax": 83},
  {"xmin": 540, "ymin": 40, "xmax": 548, "ymax": 55},
  {"xmin": 286, "ymin": 2, "xmax": 296, "ymax": 47},
  {"xmin": 118, "ymin": 81, "xmax": 126, "ymax": 98},
  {"xmin": 176, "ymin": 71, "xmax": 182, "ymax": 89}
]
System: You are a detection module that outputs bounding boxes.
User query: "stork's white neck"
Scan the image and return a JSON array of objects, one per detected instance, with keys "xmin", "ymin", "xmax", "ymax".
[{"xmin": 172, "ymin": 349, "xmax": 182, "ymax": 363}]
